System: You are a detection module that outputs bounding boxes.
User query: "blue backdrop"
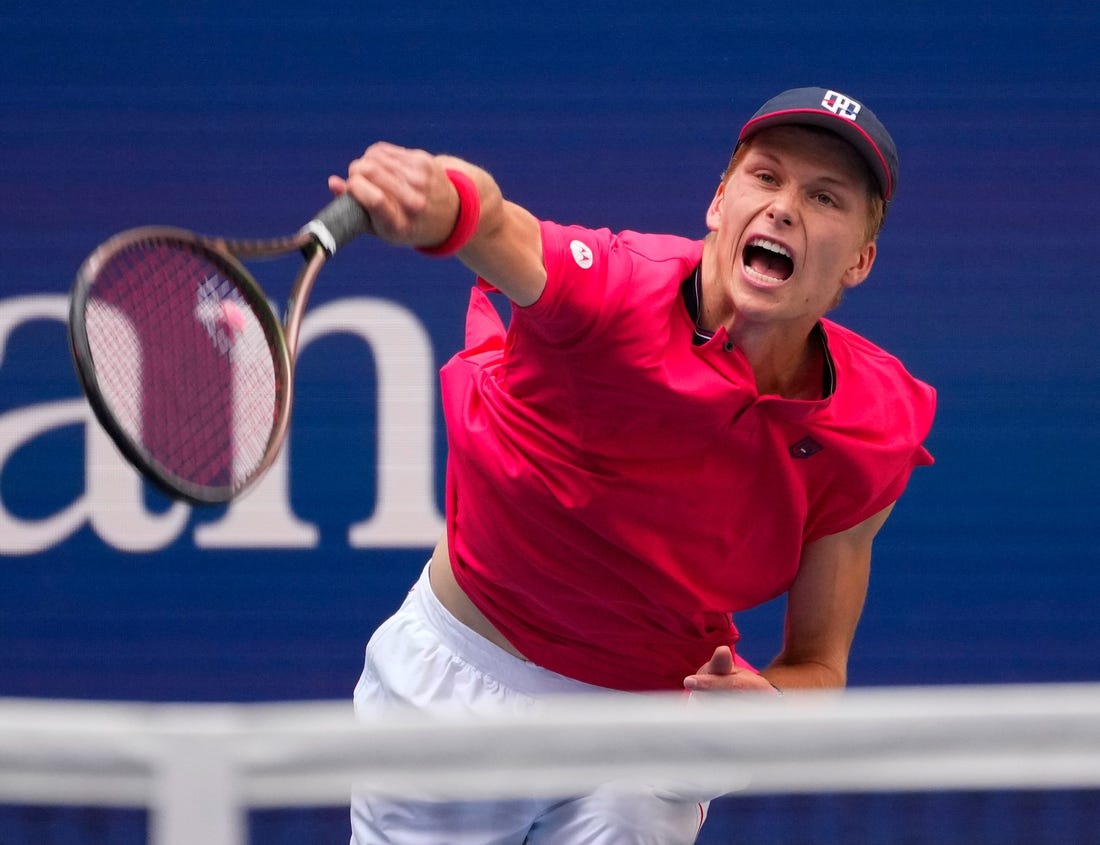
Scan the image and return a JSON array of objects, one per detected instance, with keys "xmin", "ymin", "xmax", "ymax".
[{"xmin": 1, "ymin": 1, "xmax": 1097, "ymax": 707}]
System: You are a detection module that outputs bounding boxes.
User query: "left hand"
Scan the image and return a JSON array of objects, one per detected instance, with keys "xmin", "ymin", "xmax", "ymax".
[{"xmin": 682, "ymin": 646, "xmax": 777, "ymax": 694}]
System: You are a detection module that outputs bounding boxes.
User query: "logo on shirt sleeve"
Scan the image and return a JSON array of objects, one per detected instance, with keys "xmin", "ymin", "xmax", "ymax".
[{"xmin": 569, "ymin": 239, "xmax": 594, "ymax": 269}]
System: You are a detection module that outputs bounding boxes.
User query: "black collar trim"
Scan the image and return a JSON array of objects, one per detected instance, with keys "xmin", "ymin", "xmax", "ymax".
[{"xmin": 680, "ymin": 265, "xmax": 837, "ymax": 398}]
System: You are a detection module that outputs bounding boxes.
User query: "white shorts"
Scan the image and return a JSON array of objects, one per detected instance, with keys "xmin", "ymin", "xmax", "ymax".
[{"xmin": 350, "ymin": 564, "xmax": 708, "ymax": 845}]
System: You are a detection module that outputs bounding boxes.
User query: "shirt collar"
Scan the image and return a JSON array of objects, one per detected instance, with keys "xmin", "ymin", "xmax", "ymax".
[{"xmin": 680, "ymin": 265, "xmax": 837, "ymax": 398}]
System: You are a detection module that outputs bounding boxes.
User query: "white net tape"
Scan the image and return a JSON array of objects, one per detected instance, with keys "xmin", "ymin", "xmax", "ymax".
[{"xmin": 2, "ymin": 683, "xmax": 1099, "ymax": 845}]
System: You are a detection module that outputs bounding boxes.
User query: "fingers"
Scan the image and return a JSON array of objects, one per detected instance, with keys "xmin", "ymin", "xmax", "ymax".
[
  {"xmin": 333, "ymin": 143, "xmax": 448, "ymax": 246},
  {"xmin": 683, "ymin": 667, "xmax": 774, "ymax": 693},
  {"xmin": 698, "ymin": 645, "xmax": 735, "ymax": 676},
  {"xmin": 683, "ymin": 646, "xmax": 776, "ymax": 693},
  {"xmin": 347, "ymin": 144, "xmax": 428, "ymax": 206}
]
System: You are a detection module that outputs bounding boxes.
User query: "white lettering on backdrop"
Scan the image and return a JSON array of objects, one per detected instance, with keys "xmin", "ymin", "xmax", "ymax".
[{"xmin": 0, "ymin": 295, "xmax": 445, "ymax": 555}]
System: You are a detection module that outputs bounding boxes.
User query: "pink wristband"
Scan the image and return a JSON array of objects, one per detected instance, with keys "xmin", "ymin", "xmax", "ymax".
[{"xmin": 416, "ymin": 168, "xmax": 481, "ymax": 256}]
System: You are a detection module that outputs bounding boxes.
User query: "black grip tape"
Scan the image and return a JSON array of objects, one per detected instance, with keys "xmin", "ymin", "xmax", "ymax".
[{"xmin": 310, "ymin": 193, "xmax": 373, "ymax": 253}]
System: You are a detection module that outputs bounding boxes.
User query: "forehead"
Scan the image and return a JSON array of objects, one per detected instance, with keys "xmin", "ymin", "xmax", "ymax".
[{"xmin": 737, "ymin": 125, "xmax": 873, "ymax": 191}]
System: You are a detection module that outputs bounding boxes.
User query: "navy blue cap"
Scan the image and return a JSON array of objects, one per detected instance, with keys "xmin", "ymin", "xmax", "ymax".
[{"xmin": 738, "ymin": 87, "xmax": 898, "ymax": 201}]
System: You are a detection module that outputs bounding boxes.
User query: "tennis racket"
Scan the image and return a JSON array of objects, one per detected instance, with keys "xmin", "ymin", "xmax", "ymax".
[{"xmin": 68, "ymin": 193, "xmax": 371, "ymax": 504}]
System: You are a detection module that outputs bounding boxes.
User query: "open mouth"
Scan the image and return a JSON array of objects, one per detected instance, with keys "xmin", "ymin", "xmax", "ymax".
[{"xmin": 742, "ymin": 237, "xmax": 794, "ymax": 285}]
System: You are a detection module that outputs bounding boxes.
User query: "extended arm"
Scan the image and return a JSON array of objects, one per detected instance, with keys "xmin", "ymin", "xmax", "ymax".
[{"xmin": 329, "ymin": 142, "xmax": 547, "ymax": 305}]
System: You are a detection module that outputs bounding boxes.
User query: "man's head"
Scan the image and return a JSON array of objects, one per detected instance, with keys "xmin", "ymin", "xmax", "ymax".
[
  {"xmin": 725, "ymin": 87, "xmax": 897, "ymax": 241},
  {"xmin": 702, "ymin": 88, "xmax": 901, "ymax": 328}
]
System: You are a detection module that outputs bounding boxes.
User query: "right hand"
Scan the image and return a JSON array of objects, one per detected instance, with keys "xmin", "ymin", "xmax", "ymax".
[{"xmin": 328, "ymin": 142, "xmax": 460, "ymax": 250}]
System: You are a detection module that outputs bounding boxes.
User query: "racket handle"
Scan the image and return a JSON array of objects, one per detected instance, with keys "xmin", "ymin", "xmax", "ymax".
[{"xmin": 305, "ymin": 193, "xmax": 373, "ymax": 254}]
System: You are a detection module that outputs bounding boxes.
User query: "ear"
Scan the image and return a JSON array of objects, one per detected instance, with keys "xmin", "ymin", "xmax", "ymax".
[
  {"xmin": 705, "ymin": 181, "xmax": 726, "ymax": 232},
  {"xmin": 841, "ymin": 240, "xmax": 877, "ymax": 290}
]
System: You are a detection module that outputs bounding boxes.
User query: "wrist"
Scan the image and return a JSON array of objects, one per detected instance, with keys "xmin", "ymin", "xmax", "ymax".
[{"xmin": 416, "ymin": 168, "xmax": 481, "ymax": 256}]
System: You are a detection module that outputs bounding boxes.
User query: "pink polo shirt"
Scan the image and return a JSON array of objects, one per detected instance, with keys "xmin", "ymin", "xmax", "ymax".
[{"xmin": 441, "ymin": 221, "xmax": 936, "ymax": 691}]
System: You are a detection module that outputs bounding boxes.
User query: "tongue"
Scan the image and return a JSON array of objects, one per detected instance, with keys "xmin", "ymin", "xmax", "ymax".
[{"xmin": 749, "ymin": 251, "xmax": 792, "ymax": 280}]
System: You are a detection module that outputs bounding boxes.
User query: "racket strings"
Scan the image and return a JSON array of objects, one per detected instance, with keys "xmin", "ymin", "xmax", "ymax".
[{"xmin": 84, "ymin": 240, "xmax": 282, "ymax": 492}]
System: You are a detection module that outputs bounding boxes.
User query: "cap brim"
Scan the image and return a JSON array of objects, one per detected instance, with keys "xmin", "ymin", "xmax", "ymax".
[{"xmin": 739, "ymin": 109, "xmax": 894, "ymax": 200}]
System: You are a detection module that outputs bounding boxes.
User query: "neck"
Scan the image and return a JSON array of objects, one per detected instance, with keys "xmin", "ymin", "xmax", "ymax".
[
  {"xmin": 696, "ymin": 250, "xmax": 823, "ymax": 400},
  {"xmin": 735, "ymin": 324, "xmax": 822, "ymax": 399}
]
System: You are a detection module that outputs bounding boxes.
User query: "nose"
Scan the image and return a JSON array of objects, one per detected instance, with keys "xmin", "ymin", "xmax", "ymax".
[{"xmin": 766, "ymin": 190, "xmax": 796, "ymax": 227}]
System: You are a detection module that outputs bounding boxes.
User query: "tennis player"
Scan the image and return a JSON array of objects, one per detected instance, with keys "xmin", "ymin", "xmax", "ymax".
[{"xmin": 333, "ymin": 87, "xmax": 936, "ymax": 844}]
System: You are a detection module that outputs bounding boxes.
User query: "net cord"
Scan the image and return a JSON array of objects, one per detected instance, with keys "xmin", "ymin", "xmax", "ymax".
[{"xmin": 1, "ymin": 684, "xmax": 1098, "ymax": 845}]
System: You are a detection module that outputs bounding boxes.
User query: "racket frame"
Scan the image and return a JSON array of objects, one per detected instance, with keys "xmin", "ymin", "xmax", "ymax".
[
  {"xmin": 69, "ymin": 226, "xmax": 319, "ymax": 504},
  {"xmin": 69, "ymin": 193, "xmax": 369, "ymax": 503}
]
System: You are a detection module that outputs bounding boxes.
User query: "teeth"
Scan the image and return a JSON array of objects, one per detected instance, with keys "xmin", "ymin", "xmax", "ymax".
[
  {"xmin": 747, "ymin": 237, "xmax": 791, "ymax": 258},
  {"xmin": 744, "ymin": 265, "xmax": 786, "ymax": 286}
]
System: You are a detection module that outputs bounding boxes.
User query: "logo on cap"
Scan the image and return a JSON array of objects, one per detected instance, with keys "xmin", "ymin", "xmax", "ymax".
[{"xmin": 821, "ymin": 90, "xmax": 861, "ymax": 121}]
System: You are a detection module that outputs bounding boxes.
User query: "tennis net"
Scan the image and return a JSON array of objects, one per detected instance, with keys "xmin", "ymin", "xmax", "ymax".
[{"xmin": 1, "ymin": 683, "xmax": 1099, "ymax": 844}]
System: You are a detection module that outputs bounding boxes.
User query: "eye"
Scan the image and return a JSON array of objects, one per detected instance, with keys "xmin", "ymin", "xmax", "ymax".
[
  {"xmin": 756, "ymin": 171, "xmax": 778, "ymax": 185},
  {"xmin": 813, "ymin": 192, "xmax": 837, "ymax": 207}
]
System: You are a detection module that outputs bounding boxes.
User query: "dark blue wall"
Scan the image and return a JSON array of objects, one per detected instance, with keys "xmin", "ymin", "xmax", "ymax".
[{"xmin": 1, "ymin": 1, "xmax": 1098, "ymax": 710}]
